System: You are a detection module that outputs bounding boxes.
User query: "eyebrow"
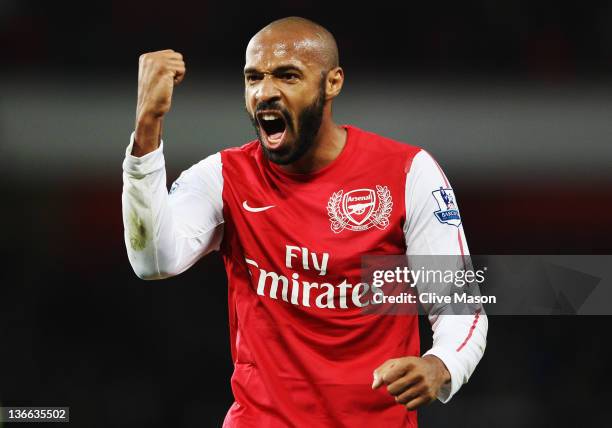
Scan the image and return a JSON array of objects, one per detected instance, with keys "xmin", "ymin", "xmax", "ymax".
[{"xmin": 244, "ymin": 65, "xmax": 303, "ymax": 75}]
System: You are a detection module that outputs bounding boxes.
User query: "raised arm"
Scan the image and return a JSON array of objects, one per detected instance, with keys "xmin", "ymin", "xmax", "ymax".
[{"xmin": 122, "ymin": 50, "xmax": 224, "ymax": 280}]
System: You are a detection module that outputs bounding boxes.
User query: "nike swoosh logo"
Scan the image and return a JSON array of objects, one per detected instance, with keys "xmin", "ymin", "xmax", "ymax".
[{"xmin": 242, "ymin": 201, "xmax": 275, "ymax": 213}]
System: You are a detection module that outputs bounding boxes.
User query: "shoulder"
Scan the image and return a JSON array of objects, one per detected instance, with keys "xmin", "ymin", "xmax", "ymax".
[
  {"xmin": 171, "ymin": 139, "xmax": 260, "ymax": 193},
  {"xmin": 171, "ymin": 151, "xmax": 223, "ymax": 193},
  {"xmin": 406, "ymin": 149, "xmax": 449, "ymax": 184},
  {"xmin": 220, "ymin": 139, "xmax": 260, "ymax": 160},
  {"xmin": 217, "ymin": 139, "xmax": 266, "ymax": 180},
  {"xmin": 347, "ymin": 125, "xmax": 424, "ymax": 172}
]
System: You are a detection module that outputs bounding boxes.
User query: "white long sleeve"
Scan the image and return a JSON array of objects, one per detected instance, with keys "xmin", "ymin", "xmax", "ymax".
[
  {"xmin": 122, "ymin": 132, "xmax": 224, "ymax": 280},
  {"xmin": 404, "ymin": 150, "xmax": 488, "ymax": 403}
]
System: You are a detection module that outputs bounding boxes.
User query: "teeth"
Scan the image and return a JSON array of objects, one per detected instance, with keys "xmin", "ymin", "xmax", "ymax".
[{"xmin": 261, "ymin": 114, "xmax": 280, "ymax": 121}]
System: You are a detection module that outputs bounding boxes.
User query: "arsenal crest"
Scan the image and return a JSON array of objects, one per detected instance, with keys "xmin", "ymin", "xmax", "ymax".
[{"xmin": 327, "ymin": 186, "xmax": 393, "ymax": 233}]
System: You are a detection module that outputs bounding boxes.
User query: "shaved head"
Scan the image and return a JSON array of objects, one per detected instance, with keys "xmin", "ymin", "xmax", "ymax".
[{"xmin": 248, "ymin": 17, "xmax": 339, "ymax": 72}]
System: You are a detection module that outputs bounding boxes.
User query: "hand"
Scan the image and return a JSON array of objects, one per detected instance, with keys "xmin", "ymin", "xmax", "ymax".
[
  {"xmin": 133, "ymin": 49, "xmax": 186, "ymax": 156},
  {"xmin": 136, "ymin": 49, "xmax": 185, "ymax": 120},
  {"xmin": 371, "ymin": 355, "xmax": 451, "ymax": 411}
]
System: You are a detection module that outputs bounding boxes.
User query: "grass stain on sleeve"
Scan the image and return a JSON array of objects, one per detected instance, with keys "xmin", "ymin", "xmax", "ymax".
[{"xmin": 128, "ymin": 211, "xmax": 148, "ymax": 251}]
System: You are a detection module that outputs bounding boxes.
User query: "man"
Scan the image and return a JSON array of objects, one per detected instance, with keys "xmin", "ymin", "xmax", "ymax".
[{"xmin": 122, "ymin": 17, "xmax": 487, "ymax": 427}]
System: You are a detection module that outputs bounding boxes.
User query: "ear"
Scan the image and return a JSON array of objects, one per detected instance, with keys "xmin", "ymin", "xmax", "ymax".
[{"xmin": 325, "ymin": 67, "xmax": 344, "ymax": 100}]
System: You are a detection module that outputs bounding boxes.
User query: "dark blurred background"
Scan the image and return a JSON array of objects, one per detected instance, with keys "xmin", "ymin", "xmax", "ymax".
[{"xmin": 1, "ymin": 1, "xmax": 611, "ymax": 427}]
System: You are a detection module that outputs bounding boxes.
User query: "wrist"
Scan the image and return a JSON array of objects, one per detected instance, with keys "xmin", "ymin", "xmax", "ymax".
[
  {"xmin": 133, "ymin": 114, "xmax": 163, "ymax": 157},
  {"xmin": 423, "ymin": 354, "xmax": 451, "ymax": 384}
]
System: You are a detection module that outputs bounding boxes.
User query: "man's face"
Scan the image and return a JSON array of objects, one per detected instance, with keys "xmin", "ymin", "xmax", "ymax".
[{"xmin": 244, "ymin": 31, "xmax": 327, "ymax": 165}]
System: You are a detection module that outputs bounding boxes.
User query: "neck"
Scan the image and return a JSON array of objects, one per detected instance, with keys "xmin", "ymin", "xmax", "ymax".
[{"xmin": 279, "ymin": 112, "xmax": 347, "ymax": 174}]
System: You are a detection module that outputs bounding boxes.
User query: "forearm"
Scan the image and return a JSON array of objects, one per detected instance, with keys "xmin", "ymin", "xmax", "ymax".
[
  {"xmin": 423, "ymin": 312, "xmax": 488, "ymax": 403},
  {"xmin": 132, "ymin": 115, "xmax": 162, "ymax": 157}
]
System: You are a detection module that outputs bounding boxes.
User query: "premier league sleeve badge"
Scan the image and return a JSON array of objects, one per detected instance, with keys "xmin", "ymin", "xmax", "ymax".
[{"xmin": 431, "ymin": 187, "xmax": 462, "ymax": 227}]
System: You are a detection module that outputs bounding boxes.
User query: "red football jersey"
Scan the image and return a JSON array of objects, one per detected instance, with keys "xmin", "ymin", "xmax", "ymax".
[{"xmin": 220, "ymin": 125, "xmax": 419, "ymax": 427}]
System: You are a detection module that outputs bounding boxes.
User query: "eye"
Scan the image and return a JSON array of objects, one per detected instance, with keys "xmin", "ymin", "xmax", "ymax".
[
  {"xmin": 245, "ymin": 74, "xmax": 262, "ymax": 83},
  {"xmin": 280, "ymin": 72, "xmax": 299, "ymax": 82}
]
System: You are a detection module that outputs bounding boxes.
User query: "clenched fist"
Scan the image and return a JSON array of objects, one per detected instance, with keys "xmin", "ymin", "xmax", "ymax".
[
  {"xmin": 133, "ymin": 49, "xmax": 186, "ymax": 157},
  {"xmin": 137, "ymin": 49, "xmax": 185, "ymax": 119},
  {"xmin": 372, "ymin": 355, "xmax": 451, "ymax": 411}
]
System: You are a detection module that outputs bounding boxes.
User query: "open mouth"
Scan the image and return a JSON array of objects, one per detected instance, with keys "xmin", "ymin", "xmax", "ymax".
[{"xmin": 257, "ymin": 110, "xmax": 288, "ymax": 149}]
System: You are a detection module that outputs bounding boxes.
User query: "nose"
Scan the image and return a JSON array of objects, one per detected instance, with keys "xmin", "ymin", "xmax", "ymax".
[{"xmin": 256, "ymin": 74, "xmax": 281, "ymax": 104}]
